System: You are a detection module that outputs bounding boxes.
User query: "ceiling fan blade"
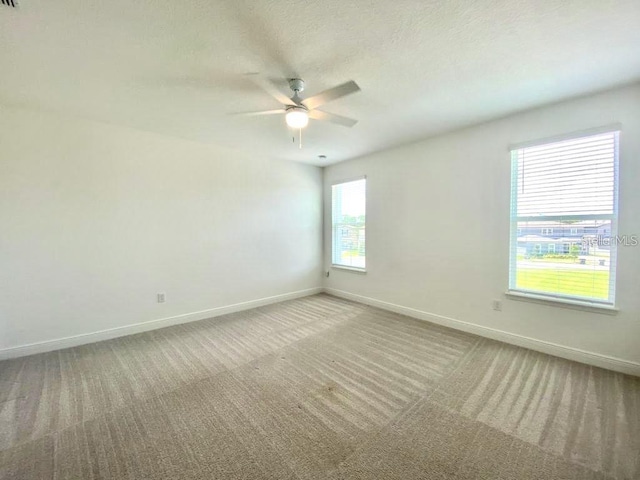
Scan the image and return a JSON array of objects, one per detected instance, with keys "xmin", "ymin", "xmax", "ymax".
[
  {"xmin": 230, "ymin": 109, "xmax": 285, "ymax": 116},
  {"xmin": 247, "ymin": 75, "xmax": 296, "ymax": 106},
  {"xmin": 302, "ymin": 81, "xmax": 360, "ymax": 110},
  {"xmin": 308, "ymin": 110, "xmax": 358, "ymax": 128}
]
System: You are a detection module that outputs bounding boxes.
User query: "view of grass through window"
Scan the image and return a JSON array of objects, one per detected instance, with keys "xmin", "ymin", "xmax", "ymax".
[
  {"xmin": 514, "ymin": 220, "xmax": 611, "ymax": 300},
  {"xmin": 516, "ymin": 269, "xmax": 609, "ymax": 300}
]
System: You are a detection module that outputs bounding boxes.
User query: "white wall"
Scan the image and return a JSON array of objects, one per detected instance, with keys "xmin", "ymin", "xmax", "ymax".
[
  {"xmin": 0, "ymin": 107, "xmax": 322, "ymax": 354},
  {"xmin": 323, "ymin": 83, "xmax": 640, "ymax": 371},
  {"xmin": 3, "ymin": 85, "xmax": 639, "ymax": 371}
]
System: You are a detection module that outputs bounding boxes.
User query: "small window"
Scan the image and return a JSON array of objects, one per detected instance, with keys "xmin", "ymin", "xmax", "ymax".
[
  {"xmin": 509, "ymin": 130, "xmax": 619, "ymax": 305},
  {"xmin": 332, "ymin": 178, "xmax": 366, "ymax": 270}
]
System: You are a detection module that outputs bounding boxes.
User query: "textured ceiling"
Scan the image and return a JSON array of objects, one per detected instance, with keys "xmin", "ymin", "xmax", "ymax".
[{"xmin": 1, "ymin": 0, "xmax": 639, "ymax": 165}]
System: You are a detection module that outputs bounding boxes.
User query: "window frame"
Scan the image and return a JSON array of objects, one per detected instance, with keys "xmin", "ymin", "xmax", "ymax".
[
  {"xmin": 331, "ymin": 176, "xmax": 367, "ymax": 273},
  {"xmin": 508, "ymin": 128, "xmax": 620, "ymax": 308}
]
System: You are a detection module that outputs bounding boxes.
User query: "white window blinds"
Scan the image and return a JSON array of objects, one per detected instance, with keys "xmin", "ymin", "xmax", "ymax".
[
  {"xmin": 332, "ymin": 178, "xmax": 366, "ymax": 270},
  {"xmin": 509, "ymin": 131, "xmax": 619, "ymax": 305}
]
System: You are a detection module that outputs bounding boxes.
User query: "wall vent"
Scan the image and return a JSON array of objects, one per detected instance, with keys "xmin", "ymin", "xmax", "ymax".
[{"xmin": 1, "ymin": 0, "xmax": 18, "ymax": 7}]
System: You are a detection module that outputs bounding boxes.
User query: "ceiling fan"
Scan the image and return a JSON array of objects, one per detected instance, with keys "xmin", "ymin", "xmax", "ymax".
[{"xmin": 238, "ymin": 77, "xmax": 361, "ymax": 130}]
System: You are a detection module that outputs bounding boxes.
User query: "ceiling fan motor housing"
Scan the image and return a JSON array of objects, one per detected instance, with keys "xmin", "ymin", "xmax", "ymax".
[{"xmin": 288, "ymin": 78, "xmax": 305, "ymax": 93}]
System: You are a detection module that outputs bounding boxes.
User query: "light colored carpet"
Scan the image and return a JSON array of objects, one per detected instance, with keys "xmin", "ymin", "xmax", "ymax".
[{"xmin": 1, "ymin": 294, "xmax": 638, "ymax": 479}]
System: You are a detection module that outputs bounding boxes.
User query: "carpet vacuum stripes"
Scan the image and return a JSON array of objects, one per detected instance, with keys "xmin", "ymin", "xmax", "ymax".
[{"xmin": 0, "ymin": 294, "xmax": 638, "ymax": 479}]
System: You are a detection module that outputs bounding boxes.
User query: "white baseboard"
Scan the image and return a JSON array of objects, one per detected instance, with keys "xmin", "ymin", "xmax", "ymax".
[
  {"xmin": 0, "ymin": 287, "xmax": 323, "ymax": 361},
  {"xmin": 325, "ymin": 288, "xmax": 640, "ymax": 377},
  {"xmin": 5, "ymin": 286, "xmax": 638, "ymax": 377}
]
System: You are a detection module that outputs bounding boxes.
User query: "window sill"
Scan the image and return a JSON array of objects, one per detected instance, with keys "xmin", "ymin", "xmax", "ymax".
[
  {"xmin": 331, "ymin": 264, "xmax": 367, "ymax": 274},
  {"xmin": 505, "ymin": 290, "xmax": 618, "ymax": 315}
]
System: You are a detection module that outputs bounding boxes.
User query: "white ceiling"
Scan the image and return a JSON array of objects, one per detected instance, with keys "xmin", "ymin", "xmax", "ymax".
[{"xmin": 1, "ymin": 0, "xmax": 639, "ymax": 166}]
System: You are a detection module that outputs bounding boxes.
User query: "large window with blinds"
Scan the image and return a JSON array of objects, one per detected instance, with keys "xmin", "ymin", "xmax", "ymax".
[
  {"xmin": 509, "ymin": 130, "xmax": 619, "ymax": 305},
  {"xmin": 332, "ymin": 178, "xmax": 366, "ymax": 270}
]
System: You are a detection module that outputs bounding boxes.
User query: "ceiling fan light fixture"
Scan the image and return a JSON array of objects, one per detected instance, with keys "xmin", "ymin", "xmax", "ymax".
[{"xmin": 285, "ymin": 107, "xmax": 309, "ymax": 129}]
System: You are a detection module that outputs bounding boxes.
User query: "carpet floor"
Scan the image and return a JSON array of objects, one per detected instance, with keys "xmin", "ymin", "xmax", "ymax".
[{"xmin": 1, "ymin": 294, "xmax": 638, "ymax": 479}]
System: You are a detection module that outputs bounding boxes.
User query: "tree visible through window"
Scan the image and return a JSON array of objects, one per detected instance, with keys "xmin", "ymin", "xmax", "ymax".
[
  {"xmin": 509, "ymin": 131, "xmax": 619, "ymax": 304},
  {"xmin": 332, "ymin": 178, "xmax": 366, "ymax": 269}
]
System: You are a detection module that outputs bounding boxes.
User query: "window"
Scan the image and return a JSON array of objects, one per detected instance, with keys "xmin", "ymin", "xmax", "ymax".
[
  {"xmin": 332, "ymin": 178, "xmax": 366, "ymax": 270},
  {"xmin": 509, "ymin": 130, "xmax": 619, "ymax": 305}
]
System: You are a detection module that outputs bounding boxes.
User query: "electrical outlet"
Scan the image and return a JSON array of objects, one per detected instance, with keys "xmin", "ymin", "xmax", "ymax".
[
  {"xmin": 492, "ymin": 300, "xmax": 502, "ymax": 311},
  {"xmin": 157, "ymin": 293, "xmax": 166, "ymax": 303}
]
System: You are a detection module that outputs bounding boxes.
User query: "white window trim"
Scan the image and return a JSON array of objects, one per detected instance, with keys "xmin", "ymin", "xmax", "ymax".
[
  {"xmin": 331, "ymin": 264, "xmax": 367, "ymax": 274},
  {"xmin": 331, "ymin": 176, "xmax": 367, "ymax": 273},
  {"xmin": 505, "ymin": 290, "xmax": 618, "ymax": 314},
  {"xmin": 508, "ymin": 129, "xmax": 620, "ymax": 308}
]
